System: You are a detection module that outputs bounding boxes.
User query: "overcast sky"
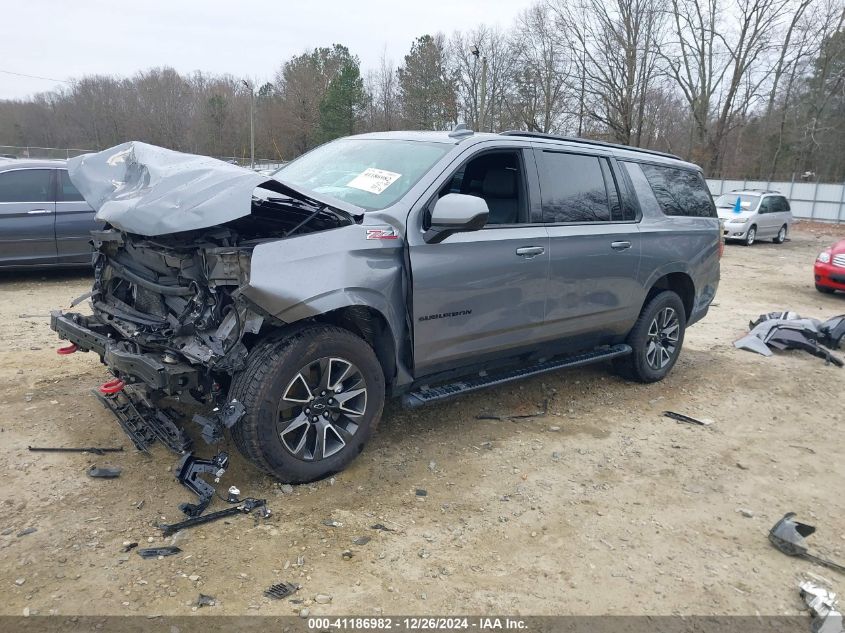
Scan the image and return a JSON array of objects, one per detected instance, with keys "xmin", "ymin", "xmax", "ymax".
[{"xmin": 0, "ymin": 0, "xmax": 534, "ymax": 100}]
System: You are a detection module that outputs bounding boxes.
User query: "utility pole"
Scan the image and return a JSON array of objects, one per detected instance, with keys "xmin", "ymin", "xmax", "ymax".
[
  {"xmin": 470, "ymin": 45, "xmax": 488, "ymax": 132},
  {"xmin": 242, "ymin": 79, "xmax": 255, "ymax": 169}
]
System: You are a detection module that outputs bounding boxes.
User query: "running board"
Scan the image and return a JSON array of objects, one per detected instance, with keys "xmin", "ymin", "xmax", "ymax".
[{"xmin": 402, "ymin": 344, "xmax": 632, "ymax": 408}]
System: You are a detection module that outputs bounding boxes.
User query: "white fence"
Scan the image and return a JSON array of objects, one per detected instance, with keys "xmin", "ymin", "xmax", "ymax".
[{"xmin": 706, "ymin": 178, "xmax": 845, "ymax": 223}]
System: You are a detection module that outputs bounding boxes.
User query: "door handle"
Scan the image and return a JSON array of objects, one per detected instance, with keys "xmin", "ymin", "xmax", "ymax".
[
  {"xmin": 516, "ymin": 246, "xmax": 545, "ymax": 258},
  {"xmin": 27, "ymin": 208, "xmax": 53, "ymax": 215},
  {"xmin": 610, "ymin": 241, "xmax": 632, "ymax": 251}
]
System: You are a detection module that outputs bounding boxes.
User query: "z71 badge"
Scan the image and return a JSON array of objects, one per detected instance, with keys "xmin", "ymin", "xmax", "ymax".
[{"xmin": 366, "ymin": 228, "xmax": 399, "ymax": 240}]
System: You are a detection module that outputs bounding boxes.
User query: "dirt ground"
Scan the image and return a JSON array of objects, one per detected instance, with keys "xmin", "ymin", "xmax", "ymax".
[{"xmin": 0, "ymin": 223, "xmax": 843, "ymax": 618}]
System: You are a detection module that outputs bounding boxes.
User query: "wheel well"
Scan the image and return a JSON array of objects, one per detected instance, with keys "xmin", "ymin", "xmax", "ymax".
[
  {"xmin": 649, "ymin": 273, "xmax": 694, "ymax": 320},
  {"xmin": 315, "ymin": 306, "xmax": 397, "ymax": 386}
]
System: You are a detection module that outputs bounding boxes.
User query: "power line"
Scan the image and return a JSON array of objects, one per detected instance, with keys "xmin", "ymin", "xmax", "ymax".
[{"xmin": 0, "ymin": 69, "xmax": 70, "ymax": 84}]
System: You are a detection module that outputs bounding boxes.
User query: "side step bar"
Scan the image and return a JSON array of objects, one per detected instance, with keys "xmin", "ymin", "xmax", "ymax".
[{"xmin": 401, "ymin": 344, "xmax": 632, "ymax": 408}]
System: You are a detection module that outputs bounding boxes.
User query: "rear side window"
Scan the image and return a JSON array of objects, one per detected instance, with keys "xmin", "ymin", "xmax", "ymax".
[
  {"xmin": 58, "ymin": 170, "xmax": 85, "ymax": 202},
  {"xmin": 771, "ymin": 196, "xmax": 790, "ymax": 212},
  {"xmin": 638, "ymin": 163, "xmax": 715, "ymax": 218},
  {"xmin": 536, "ymin": 151, "xmax": 610, "ymax": 223},
  {"xmin": 0, "ymin": 169, "xmax": 53, "ymax": 203}
]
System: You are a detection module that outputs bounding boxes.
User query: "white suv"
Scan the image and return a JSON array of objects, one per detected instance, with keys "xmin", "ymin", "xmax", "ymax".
[{"xmin": 715, "ymin": 190, "xmax": 793, "ymax": 246}]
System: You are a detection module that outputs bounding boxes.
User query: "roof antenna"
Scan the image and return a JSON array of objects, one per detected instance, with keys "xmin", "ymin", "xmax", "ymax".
[{"xmin": 449, "ymin": 123, "xmax": 474, "ymax": 138}]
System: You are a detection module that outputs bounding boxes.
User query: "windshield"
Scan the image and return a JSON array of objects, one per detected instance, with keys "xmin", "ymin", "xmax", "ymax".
[
  {"xmin": 714, "ymin": 193, "xmax": 760, "ymax": 212},
  {"xmin": 272, "ymin": 138, "xmax": 452, "ymax": 211}
]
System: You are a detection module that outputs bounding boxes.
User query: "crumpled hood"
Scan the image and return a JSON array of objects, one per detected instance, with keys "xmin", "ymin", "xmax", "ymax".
[{"xmin": 67, "ymin": 141, "xmax": 274, "ymax": 236}]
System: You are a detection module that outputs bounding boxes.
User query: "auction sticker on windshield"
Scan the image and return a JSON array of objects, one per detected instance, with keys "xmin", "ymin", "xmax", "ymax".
[{"xmin": 347, "ymin": 168, "xmax": 401, "ymax": 194}]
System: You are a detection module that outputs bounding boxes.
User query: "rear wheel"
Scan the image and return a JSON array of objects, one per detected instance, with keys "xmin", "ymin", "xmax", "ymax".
[
  {"xmin": 773, "ymin": 225, "xmax": 787, "ymax": 244},
  {"xmin": 614, "ymin": 291, "xmax": 686, "ymax": 383},
  {"xmin": 816, "ymin": 284, "xmax": 836, "ymax": 294},
  {"xmin": 743, "ymin": 225, "xmax": 757, "ymax": 246},
  {"xmin": 229, "ymin": 325, "xmax": 385, "ymax": 483}
]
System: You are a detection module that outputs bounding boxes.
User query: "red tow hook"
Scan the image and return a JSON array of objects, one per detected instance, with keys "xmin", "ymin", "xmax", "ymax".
[
  {"xmin": 57, "ymin": 343, "xmax": 79, "ymax": 355},
  {"xmin": 98, "ymin": 378, "xmax": 125, "ymax": 395}
]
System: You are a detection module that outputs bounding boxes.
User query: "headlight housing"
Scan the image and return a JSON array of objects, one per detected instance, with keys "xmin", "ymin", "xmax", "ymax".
[
  {"xmin": 817, "ymin": 251, "xmax": 831, "ymax": 264},
  {"xmin": 727, "ymin": 216, "xmax": 747, "ymax": 224}
]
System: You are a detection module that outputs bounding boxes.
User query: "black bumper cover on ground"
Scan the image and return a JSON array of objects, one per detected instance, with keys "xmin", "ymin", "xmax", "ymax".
[{"xmin": 50, "ymin": 310, "xmax": 200, "ymax": 394}]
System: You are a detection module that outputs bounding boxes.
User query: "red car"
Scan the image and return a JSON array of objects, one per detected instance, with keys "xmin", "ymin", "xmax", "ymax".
[{"xmin": 815, "ymin": 238, "xmax": 845, "ymax": 294}]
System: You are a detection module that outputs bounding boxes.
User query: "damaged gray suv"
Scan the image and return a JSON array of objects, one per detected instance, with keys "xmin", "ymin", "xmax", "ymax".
[{"xmin": 51, "ymin": 131, "xmax": 720, "ymax": 482}]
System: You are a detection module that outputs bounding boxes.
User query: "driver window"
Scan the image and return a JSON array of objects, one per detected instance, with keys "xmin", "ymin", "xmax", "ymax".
[{"xmin": 437, "ymin": 151, "xmax": 528, "ymax": 226}]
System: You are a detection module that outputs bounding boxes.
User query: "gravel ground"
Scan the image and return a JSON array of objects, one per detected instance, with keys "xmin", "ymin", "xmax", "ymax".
[{"xmin": 0, "ymin": 222, "xmax": 842, "ymax": 617}]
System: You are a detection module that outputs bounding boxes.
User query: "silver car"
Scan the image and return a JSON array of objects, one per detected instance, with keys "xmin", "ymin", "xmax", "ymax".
[
  {"xmin": 715, "ymin": 189, "xmax": 793, "ymax": 246},
  {"xmin": 0, "ymin": 158, "xmax": 99, "ymax": 268}
]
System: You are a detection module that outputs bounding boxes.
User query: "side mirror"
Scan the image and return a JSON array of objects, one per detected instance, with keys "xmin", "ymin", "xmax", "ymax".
[{"xmin": 424, "ymin": 193, "xmax": 489, "ymax": 244}]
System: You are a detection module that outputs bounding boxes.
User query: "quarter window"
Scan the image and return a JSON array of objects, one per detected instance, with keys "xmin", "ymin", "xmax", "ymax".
[
  {"xmin": 0, "ymin": 169, "xmax": 53, "ymax": 203},
  {"xmin": 536, "ymin": 151, "xmax": 610, "ymax": 223},
  {"xmin": 638, "ymin": 163, "xmax": 715, "ymax": 218}
]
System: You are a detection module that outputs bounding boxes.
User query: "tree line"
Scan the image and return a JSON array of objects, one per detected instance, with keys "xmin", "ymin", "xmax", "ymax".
[{"xmin": 0, "ymin": 0, "xmax": 843, "ymax": 180}]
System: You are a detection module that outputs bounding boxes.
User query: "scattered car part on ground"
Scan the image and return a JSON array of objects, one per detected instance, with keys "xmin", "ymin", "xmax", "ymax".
[
  {"xmin": 663, "ymin": 411, "xmax": 712, "ymax": 426},
  {"xmin": 264, "ymin": 582, "xmax": 299, "ymax": 600},
  {"xmin": 370, "ymin": 523, "xmax": 396, "ymax": 532},
  {"xmin": 92, "ymin": 385, "xmax": 191, "ymax": 454},
  {"xmin": 192, "ymin": 400, "xmax": 246, "ymax": 445},
  {"xmin": 769, "ymin": 513, "xmax": 845, "ymax": 575},
  {"xmin": 195, "ymin": 594, "xmax": 216, "ymax": 608},
  {"xmin": 352, "ymin": 536, "xmax": 371, "ymax": 546},
  {"xmin": 799, "ymin": 581, "xmax": 844, "ymax": 633},
  {"xmin": 815, "ymin": 238, "xmax": 845, "ymax": 294},
  {"xmin": 174, "ymin": 451, "xmax": 229, "ymax": 517},
  {"xmin": 137, "ymin": 546, "xmax": 182, "ymax": 559},
  {"xmin": 87, "ymin": 466, "xmax": 121, "ymax": 478},
  {"xmin": 28, "ymin": 445, "xmax": 123, "ymax": 455},
  {"xmin": 52, "ymin": 134, "xmax": 721, "ymax": 483},
  {"xmin": 157, "ymin": 498, "xmax": 269, "ymax": 537},
  {"xmin": 735, "ymin": 312, "xmax": 845, "ymax": 366},
  {"xmin": 121, "ymin": 542, "xmax": 138, "ymax": 553}
]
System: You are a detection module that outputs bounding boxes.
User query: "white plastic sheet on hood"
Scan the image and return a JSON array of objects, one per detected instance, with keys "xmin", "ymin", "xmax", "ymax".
[{"xmin": 67, "ymin": 141, "xmax": 275, "ymax": 237}]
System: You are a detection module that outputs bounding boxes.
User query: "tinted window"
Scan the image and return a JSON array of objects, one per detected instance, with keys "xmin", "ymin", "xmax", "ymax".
[
  {"xmin": 0, "ymin": 169, "xmax": 52, "ymax": 203},
  {"xmin": 771, "ymin": 196, "xmax": 789, "ymax": 212},
  {"xmin": 59, "ymin": 170, "xmax": 85, "ymax": 202},
  {"xmin": 758, "ymin": 197, "xmax": 773, "ymax": 214},
  {"xmin": 639, "ymin": 163, "xmax": 715, "ymax": 218},
  {"xmin": 537, "ymin": 151, "xmax": 610, "ymax": 222}
]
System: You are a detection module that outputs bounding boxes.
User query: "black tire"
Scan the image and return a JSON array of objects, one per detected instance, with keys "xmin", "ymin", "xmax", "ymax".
[
  {"xmin": 229, "ymin": 325, "xmax": 385, "ymax": 483},
  {"xmin": 773, "ymin": 225, "xmax": 787, "ymax": 244},
  {"xmin": 816, "ymin": 284, "xmax": 836, "ymax": 295},
  {"xmin": 613, "ymin": 290, "xmax": 687, "ymax": 383},
  {"xmin": 743, "ymin": 225, "xmax": 757, "ymax": 246}
]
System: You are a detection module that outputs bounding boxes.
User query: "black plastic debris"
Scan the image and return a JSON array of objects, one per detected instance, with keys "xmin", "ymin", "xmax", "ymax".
[
  {"xmin": 415, "ymin": 489, "xmax": 428, "ymax": 497},
  {"xmin": 736, "ymin": 311, "xmax": 845, "ymax": 366},
  {"xmin": 174, "ymin": 451, "xmax": 229, "ymax": 517},
  {"xmin": 88, "ymin": 466, "xmax": 122, "ymax": 478},
  {"xmin": 264, "ymin": 582, "xmax": 299, "ymax": 600},
  {"xmin": 663, "ymin": 411, "xmax": 712, "ymax": 426},
  {"xmin": 192, "ymin": 400, "xmax": 246, "ymax": 445},
  {"xmin": 158, "ymin": 498, "xmax": 268, "ymax": 536},
  {"xmin": 29, "ymin": 446, "xmax": 123, "ymax": 456},
  {"xmin": 370, "ymin": 524, "xmax": 395, "ymax": 532},
  {"xmin": 121, "ymin": 542, "xmax": 138, "ymax": 553},
  {"xmin": 196, "ymin": 593, "xmax": 216, "ymax": 608},
  {"xmin": 137, "ymin": 546, "xmax": 182, "ymax": 559},
  {"xmin": 769, "ymin": 512, "xmax": 845, "ymax": 574}
]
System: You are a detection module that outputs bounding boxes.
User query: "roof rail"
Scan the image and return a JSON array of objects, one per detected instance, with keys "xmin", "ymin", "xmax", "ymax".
[
  {"xmin": 499, "ymin": 130, "xmax": 681, "ymax": 160},
  {"xmin": 730, "ymin": 188, "xmax": 780, "ymax": 194}
]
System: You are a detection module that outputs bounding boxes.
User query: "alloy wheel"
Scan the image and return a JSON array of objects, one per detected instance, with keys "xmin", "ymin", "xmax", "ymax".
[
  {"xmin": 746, "ymin": 227, "xmax": 756, "ymax": 245},
  {"xmin": 276, "ymin": 357, "xmax": 367, "ymax": 461},
  {"xmin": 645, "ymin": 307, "xmax": 680, "ymax": 371}
]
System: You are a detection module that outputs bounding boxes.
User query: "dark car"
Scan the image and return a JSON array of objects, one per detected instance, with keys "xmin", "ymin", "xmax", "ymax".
[
  {"xmin": 0, "ymin": 159, "xmax": 99, "ymax": 268},
  {"xmin": 52, "ymin": 133, "xmax": 721, "ymax": 483}
]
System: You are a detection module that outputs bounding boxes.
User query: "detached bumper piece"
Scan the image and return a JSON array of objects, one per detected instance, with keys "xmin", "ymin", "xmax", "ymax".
[
  {"xmin": 51, "ymin": 311, "xmax": 200, "ymax": 394},
  {"xmin": 93, "ymin": 387, "xmax": 191, "ymax": 454},
  {"xmin": 175, "ymin": 451, "xmax": 229, "ymax": 517}
]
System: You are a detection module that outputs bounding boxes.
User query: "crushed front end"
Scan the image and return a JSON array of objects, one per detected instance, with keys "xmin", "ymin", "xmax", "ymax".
[{"xmin": 52, "ymin": 228, "xmax": 262, "ymax": 452}]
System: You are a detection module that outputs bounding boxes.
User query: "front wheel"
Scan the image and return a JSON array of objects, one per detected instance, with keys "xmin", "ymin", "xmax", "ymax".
[
  {"xmin": 816, "ymin": 284, "xmax": 836, "ymax": 295},
  {"xmin": 743, "ymin": 225, "xmax": 757, "ymax": 246},
  {"xmin": 614, "ymin": 291, "xmax": 686, "ymax": 383},
  {"xmin": 229, "ymin": 325, "xmax": 385, "ymax": 483}
]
